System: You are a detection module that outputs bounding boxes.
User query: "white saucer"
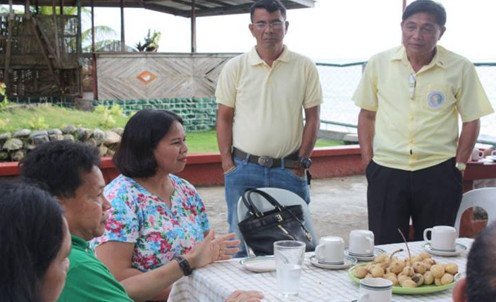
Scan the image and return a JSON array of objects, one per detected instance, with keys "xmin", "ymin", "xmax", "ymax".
[
  {"xmin": 310, "ymin": 255, "xmax": 357, "ymax": 270},
  {"xmin": 240, "ymin": 256, "xmax": 276, "ymax": 273},
  {"xmin": 344, "ymin": 247, "xmax": 386, "ymax": 261},
  {"xmin": 485, "ymin": 155, "xmax": 496, "ymax": 162},
  {"xmin": 424, "ymin": 242, "xmax": 468, "ymax": 257}
]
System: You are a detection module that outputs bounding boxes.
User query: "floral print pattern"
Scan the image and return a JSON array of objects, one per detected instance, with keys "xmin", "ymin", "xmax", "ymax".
[{"xmin": 92, "ymin": 174, "xmax": 210, "ymax": 271}]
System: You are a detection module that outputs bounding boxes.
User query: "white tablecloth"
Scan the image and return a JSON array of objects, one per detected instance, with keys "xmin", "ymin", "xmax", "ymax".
[{"xmin": 169, "ymin": 238, "xmax": 473, "ymax": 302}]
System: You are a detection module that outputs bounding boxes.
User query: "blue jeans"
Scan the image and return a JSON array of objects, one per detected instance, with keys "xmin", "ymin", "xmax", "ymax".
[{"xmin": 225, "ymin": 156, "xmax": 310, "ymax": 258}]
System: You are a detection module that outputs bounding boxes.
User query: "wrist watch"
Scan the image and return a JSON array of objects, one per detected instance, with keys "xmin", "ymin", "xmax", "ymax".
[
  {"xmin": 455, "ymin": 162, "xmax": 466, "ymax": 172},
  {"xmin": 298, "ymin": 157, "xmax": 312, "ymax": 169},
  {"xmin": 174, "ymin": 255, "xmax": 193, "ymax": 276}
]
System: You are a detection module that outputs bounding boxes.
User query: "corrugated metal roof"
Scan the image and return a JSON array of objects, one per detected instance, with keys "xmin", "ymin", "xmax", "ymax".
[{"xmin": 3, "ymin": 0, "xmax": 316, "ymax": 17}]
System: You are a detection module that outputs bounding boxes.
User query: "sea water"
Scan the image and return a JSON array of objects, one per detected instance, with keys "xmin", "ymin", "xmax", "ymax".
[
  {"xmin": 316, "ymin": 63, "xmax": 496, "ymax": 141},
  {"xmin": 277, "ymin": 264, "xmax": 302, "ymax": 296}
]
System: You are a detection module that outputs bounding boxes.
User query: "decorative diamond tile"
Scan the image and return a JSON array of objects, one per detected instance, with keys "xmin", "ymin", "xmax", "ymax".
[{"xmin": 137, "ymin": 71, "xmax": 157, "ymax": 85}]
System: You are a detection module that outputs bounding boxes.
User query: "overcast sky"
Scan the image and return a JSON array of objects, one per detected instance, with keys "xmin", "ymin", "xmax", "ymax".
[{"xmin": 88, "ymin": 0, "xmax": 496, "ymax": 62}]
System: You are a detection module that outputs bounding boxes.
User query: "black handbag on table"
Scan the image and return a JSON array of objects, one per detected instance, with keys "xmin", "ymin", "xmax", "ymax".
[{"xmin": 237, "ymin": 188, "xmax": 315, "ymax": 256}]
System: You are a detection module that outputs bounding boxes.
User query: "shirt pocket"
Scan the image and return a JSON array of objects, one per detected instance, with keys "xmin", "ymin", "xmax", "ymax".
[{"xmin": 421, "ymin": 84, "xmax": 456, "ymax": 113}]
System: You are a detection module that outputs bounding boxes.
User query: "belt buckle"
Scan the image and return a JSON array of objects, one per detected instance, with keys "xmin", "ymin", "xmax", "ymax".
[{"xmin": 257, "ymin": 156, "xmax": 273, "ymax": 167}]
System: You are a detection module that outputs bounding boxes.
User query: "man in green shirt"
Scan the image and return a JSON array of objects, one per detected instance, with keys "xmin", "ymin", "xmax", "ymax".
[{"xmin": 20, "ymin": 140, "xmax": 247, "ymax": 302}]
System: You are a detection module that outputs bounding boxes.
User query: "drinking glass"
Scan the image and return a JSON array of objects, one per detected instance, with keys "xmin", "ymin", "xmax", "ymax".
[{"xmin": 274, "ymin": 240, "xmax": 305, "ymax": 297}]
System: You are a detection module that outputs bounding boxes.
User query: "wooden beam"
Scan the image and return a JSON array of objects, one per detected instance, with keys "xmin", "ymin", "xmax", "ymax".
[
  {"xmin": 52, "ymin": 0, "xmax": 61, "ymax": 59},
  {"xmin": 3, "ymin": 0, "xmax": 14, "ymax": 89},
  {"xmin": 77, "ymin": 0, "xmax": 82, "ymax": 96},
  {"xmin": 171, "ymin": 0, "xmax": 209, "ymax": 10},
  {"xmin": 76, "ymin": 0, "xmax": 81, "ymax": 55},
  {"xmin": 282, "ymin": 0, "xmax": 315, "ymax": 8},
  {"xmin": 0, "ymin": 0, "xmax": 317, "ymax": 17},
  {"xmin": 191, "ymin": 3, "xmax": 253, "ymax": 17},
  {"xmin": 30, "ymin": 17, "xmax": 63, "ymax": 91},
  {"xmin": 142, "ymin": 3, "xmax": 187, "ymax": 17},
  {"xmin": 91, "ymin": 0, "xmax": 98, "ymax": 99}
]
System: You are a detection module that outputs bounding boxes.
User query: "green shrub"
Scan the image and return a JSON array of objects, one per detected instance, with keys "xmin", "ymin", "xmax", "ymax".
[{"xmin": 27, "ymin": 116, "xmax": 49, "ymax": 130}]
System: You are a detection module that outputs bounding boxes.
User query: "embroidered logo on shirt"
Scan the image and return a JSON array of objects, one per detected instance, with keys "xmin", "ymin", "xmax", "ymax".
[{"xmin": 427, "ymin": 90, "xmax": 446, "ymax": 108}]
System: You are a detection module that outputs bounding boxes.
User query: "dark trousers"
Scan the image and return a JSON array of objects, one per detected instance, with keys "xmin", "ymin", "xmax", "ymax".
[{"xmin": 366, "ymin": 158, "xmax": 463, "ymax": 244}]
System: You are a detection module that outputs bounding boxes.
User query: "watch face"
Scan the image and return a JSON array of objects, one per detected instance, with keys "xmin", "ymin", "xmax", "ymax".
[{"xmin": 299, "ymin": 158, "xmax": 312, "ymax": 168}]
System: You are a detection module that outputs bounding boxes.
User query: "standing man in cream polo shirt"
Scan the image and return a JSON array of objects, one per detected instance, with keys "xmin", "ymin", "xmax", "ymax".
[
  {"xmin": 216, "ymin": 0, "xmax": 322, "ymax": 257},
  {"xmin": 353, "ymin": 0, "xmax": 494, "ymax": 245}
]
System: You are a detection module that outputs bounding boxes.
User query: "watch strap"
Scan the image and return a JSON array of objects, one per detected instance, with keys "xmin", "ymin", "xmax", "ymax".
[{"xmin": 174, "ymin": 255, "xmax": 193, "ymax": 276}]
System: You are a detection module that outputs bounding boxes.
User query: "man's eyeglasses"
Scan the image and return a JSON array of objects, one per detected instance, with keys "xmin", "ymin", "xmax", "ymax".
[{"xmin": 253, "ymin": 21, "xmax": 284, "ymax": 30}]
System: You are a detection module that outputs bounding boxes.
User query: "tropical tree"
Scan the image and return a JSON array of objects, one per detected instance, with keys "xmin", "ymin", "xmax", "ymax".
[
  {"xmin": 29, "ymin": 5, "xmax": 122, "ymax": 52},
  {"xmin": 136, "ymin": 29, "xmax": 161, "ymax": 52}
]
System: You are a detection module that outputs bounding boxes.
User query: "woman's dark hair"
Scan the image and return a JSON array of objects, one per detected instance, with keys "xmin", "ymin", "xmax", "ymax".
[
  {"xmin": 250, "ymin": 0, "xmax": 287, "ymax": 22},
  {"xmin": 0, "ymin": 181, "xmax": 66, "ymax": 302},
  {"xmin": 19, "ymin": 140, "xmax": 101, "ymax": 199},
  {"xmin": 113, "ymin": 109, "xmax": 183, "ymax": 178},
  {"xmin": 402, "ymin": 0, "xmax": 446, "ymax": 26},
  {"xmin": 465, "ymin": 221, "xmax": 496, "ymax": 302}
]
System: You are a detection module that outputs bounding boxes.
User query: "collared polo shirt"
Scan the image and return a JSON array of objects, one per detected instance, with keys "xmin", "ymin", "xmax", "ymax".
[
  {"xmin": 353, "ymin": 45, "xmax": 493, "ymax": 171},
  {"xmin": 215, "ymin": 46, "xmax": 323, "ymax": 158},
  {"xmin": 57, "ymin": 235, "xmax": 132, "ymax": 302}
]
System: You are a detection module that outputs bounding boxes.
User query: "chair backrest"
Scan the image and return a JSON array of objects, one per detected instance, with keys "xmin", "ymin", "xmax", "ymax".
[
  {"xmin": 454, "ymin": 187, "xmax": 496, "ymax": 237},
  {"xmin": 237, "ymin": 187, "xmax": 318, "ymax": 247}
]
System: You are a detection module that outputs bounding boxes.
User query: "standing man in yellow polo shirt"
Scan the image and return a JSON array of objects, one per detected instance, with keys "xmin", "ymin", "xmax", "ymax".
[
  {"xmin": 215, "ymin": 0, "xmax": 323, "ymax": 257},
  {"xmin": 353, "ymin": 0, "xmax": 494, "ymax": 245}
]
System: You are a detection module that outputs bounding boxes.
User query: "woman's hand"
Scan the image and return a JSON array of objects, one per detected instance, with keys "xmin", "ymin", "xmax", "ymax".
[
  {"xmin": 185, "ymin": 231, "xmax": 240, "ymax": 269},
  {"xmin": 213, "ymin": 232, "xmax": 240, "ymax": 260},
  {"xmin": 225, "ymin": 290, "xmax": 264, "ymax": 302}
]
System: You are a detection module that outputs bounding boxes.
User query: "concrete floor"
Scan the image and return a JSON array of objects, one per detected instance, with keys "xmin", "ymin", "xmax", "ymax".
[{"xmin": 197, "ymin": 175, "xmax": 368, "ymax": 246}]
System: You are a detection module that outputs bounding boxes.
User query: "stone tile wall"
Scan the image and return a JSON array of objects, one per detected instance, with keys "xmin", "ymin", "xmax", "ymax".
[{"xmin": 93, "ymin": 97, "xmax": 217, "ymax": 131}]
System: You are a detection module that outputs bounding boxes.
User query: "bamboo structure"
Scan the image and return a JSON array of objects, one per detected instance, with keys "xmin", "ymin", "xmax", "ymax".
[{"xmin": 0, "ymin": 10, "xmax": 82, "ymax": 98}]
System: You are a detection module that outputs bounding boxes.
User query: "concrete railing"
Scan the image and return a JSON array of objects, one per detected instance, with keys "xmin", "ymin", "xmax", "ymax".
[{"xmin": 0, "ymin": 145, "xmax": 364, "ymax": 186}]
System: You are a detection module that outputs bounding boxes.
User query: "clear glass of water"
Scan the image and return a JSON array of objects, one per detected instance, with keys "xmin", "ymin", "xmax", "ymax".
[{"xmin": 274, "ymin": 240, "xmax": 306, "ymax": 297}]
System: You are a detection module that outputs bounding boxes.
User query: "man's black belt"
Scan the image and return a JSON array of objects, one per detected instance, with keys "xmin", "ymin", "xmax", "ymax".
[{"xmin": 232, "ymin": 148, "xmax": 301, "ymax": 169}]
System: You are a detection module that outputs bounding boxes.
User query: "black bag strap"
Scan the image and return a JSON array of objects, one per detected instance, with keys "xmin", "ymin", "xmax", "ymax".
[
  {"xmin": 241, "ymin": 188, "xmax": 264, "ymax": 217},
  {"xmin": 247, "ymin": 188, "xmax": 284, "ymax": 210},
  {"xmin": 241, "ymin": 188, "xmax": 313, "ymax": 242}
]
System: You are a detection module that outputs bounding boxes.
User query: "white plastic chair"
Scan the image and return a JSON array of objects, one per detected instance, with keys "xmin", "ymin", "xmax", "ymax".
[
  {"xmin": 454, "ymin": 187, "xmax": 496, "ymax": 237},
  {"xmin": 236, "ymin": 187, "xmax": 318, "ymax": 254}
]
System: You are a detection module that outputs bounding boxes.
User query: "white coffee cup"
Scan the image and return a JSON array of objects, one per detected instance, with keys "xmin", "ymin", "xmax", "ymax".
[
  {"xmin": 349, "ymin": 229, "xmax": 374, "ymax": 256},
  {"xmin": 358, "ymin": 278, "xmax": 392, "ymax": 302},
  {"xmin": 315, "ymin": 236, "xmax": 344, "ymax": 264},
  {"xmin": 423, "ymin": 225, "xmax": 457, "ymax": 252},
  {"xmin": 471, "ymin": 148, "xmax": 484, "ymax": 161}
]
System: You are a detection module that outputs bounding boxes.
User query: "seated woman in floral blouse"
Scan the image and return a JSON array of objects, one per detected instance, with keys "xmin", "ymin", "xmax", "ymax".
[{"xmin": 93, "ymin": 109, "xmax": 239, "ymax": 301}]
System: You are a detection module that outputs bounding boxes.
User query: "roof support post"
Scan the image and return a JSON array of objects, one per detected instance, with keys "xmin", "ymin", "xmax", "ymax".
[
  {"xmin": 120, "ymin": 0, "xmax": 125, "ymax": 52},
  {"xmin": 77, "ymin": 0, "xmax": 81, "ymax": 55},
  {"xmin": 4, "ymin": 0, "xmax": 14, "ymax": 91},
  {"xmin": 190, "ymin": 0, "xmax": 196, "ymax": 53},
  {"xmin": 91, "ymin": 0, "xmax": 98, "ymax": 99}
]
